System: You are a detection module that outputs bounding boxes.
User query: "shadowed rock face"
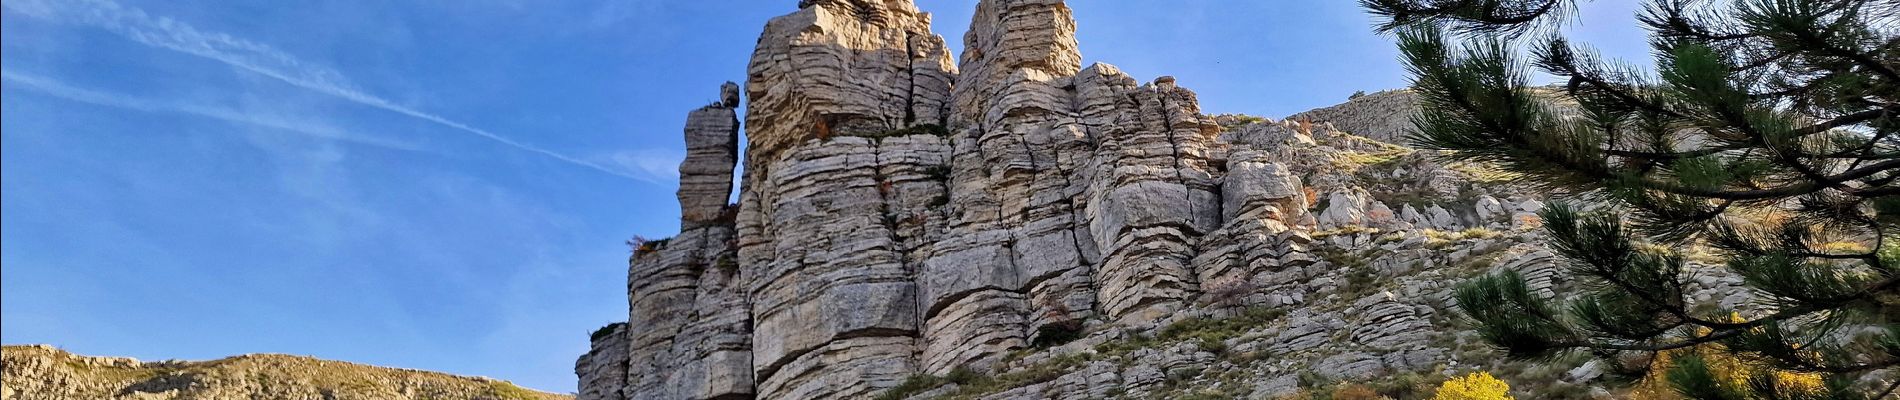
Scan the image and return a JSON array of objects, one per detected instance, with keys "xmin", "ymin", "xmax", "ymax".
[{"xmin": 580, "ymin": 1, "xmax": 1583, "ymax": 399}]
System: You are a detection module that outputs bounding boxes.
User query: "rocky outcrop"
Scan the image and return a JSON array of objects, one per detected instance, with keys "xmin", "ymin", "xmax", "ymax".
[
  {"xmin": 576, "ymin": 323, "xmax": 630, "ymax": 400},
  {"xmin": 741, "ymin": 0, "xmax": 955, "ymax": 162},
  {"xmin": 1286, "ymin": 89, "xmax": 1418, "ymax": 143},
  {"xmin": 621, "ymin": 223, "xmax": 750, "ymax": 400},
  {"xmin": 919, "ymin": 0, "xmax": 1084, "ymax": 374},
  {"xmin": 611, "ymin": 82, "xmax": 754, "ymax": 400},
  {"xmin": 733, "ymin": 1, "xmax": 957, "ymax": 398},
  {"xmin": 920, "ymin": 0, "xmax": 1229, "ymax": 373},
  {"xmin": 2, "ymin": 345, "xmax": 567, "ymax": 400},
  {"xmin": 677, "ymin": 83, "xmax": 741, "ymax": 228},
  {"xmin": 577, "ymin": 2, "xmax": 1602, "ymax": 400}
]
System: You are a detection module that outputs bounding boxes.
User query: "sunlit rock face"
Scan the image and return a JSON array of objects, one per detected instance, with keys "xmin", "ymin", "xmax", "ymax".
[
  {"xmin": 737, "ymin": 1, "xmax": 955, "ymax": 398},
  {"xmin": 592, "ymin": 83, "xmax": 754, "ymax": 400},
  {"xmin": 575, "ymin": 323, "xmax": 629, "ymax": 400},
  {"xmin": 580, "ymin": 1, "xmax": 1582, "ymax": 399}
]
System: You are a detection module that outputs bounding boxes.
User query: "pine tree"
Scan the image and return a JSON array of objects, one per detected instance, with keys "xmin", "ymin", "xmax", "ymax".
[{"xmin": 1359, "ymin": 0, "xmax": 1900, "ymax": 398}]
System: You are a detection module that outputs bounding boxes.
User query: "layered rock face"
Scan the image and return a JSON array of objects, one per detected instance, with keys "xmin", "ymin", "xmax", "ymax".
[
  {"xmin": 575, "ymin": 83, "xmax": 751, "ymax": 400},
  {"xmin": 1286, "ymin": 90, "xmax": 1419, "ymax": 144},
  {"xmin": 576, "ymin": 323, "xmax": 630, "ymax": 400},
  {"xmin": 922, "ymin": 0, "xmax": 1226, "ymax": 374},
  {"xmin": 583, "ymin": 1, "xmax": 1297, "ymax": 398},
  {"xmin": 580, "ymin": 2, "xmax": 1604, "ymax": 399},
  {"xmin": 735, "ymin": 1, "xmax": 954, "ymax": 398}
]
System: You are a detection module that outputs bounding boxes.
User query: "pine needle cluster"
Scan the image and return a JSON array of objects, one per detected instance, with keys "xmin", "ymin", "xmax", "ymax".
[{"xmin": 1361, "ymin": 0, "xmax": 1900, "ymax": 397}]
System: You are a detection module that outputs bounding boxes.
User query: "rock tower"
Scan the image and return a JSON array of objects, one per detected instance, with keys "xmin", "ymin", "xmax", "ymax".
[
  {"xmin": 578, "ymin": 1, "xmax": 1622, "ymax": 399},
  {"xmin": 578, "ymin": 1, "xmax": 1302, "ymax": 398}
]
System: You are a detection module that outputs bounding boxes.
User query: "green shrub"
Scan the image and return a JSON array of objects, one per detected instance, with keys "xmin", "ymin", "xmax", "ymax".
[
  {"xmin": 588, "ymin": 323, "xmax": 625, "ymax": 342},
  {"xmin": 945, "ymin": 366, "xmax": 981, "ymax": 385},
  {"xmin": 929, "ymin": 354, "xmax": 1092, "ymax": 400},
  {"xmin": 874, "ymin": 374, "xmax": 949, "ymax": 400}
]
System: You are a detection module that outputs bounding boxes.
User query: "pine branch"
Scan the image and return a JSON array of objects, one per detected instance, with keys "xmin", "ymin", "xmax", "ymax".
[
  {"xmin": 1797, "ymin": 107, "xmax": 1893, "ymax": 136},
  {"xmin": 1378, "ymin": 1, "xmax": 1900, "ymax": 396},
  {"xmin": 1364, "ymin": 0, "xmax": 1574, "ymax": 35},
  {"xmin": 1877, "ymin": 379, "xmax": 1900, "ymax": 400}
]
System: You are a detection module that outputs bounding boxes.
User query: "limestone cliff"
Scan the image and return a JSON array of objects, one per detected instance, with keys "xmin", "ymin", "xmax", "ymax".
[
  {"xmin": 577, "ymin": 1, "xmax": 1698, "ymax": 399},
  {"xmin": 1, "ymin": 345, "xmax": 567, "ymax": 400}
]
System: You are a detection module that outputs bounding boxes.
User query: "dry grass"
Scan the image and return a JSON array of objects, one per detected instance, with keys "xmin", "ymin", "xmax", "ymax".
[{"xmin": 3, "ymin": 346, "xmax": 568, "ymax": 400}]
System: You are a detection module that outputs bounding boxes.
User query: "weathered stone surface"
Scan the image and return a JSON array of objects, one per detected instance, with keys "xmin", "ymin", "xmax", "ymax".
[
  {"xmin": 1221, "ymin": 156, "xmax": 1303, "ymax": 223},
  {"xmin": 731, "ymin": 1, "xmax": 962, "ymax": 396},
  {"xmin": 743, "ymin": 0, "xmax": 956, "ymax": 163},
  {"xmin": 1426, "ymin": 204, "xmax": 1460, "ymax": 230},
  {"xmin": 607, "ymin": 84, "xmax": 755, "ymax": 400},
  {"xmin": 1076, "ymin": 66, "xmax": 1221, "ymax": 323},
  {"xmin": 742, "ymin": 136, "xmax": 939, "ymax": 398},
  {"xmin": 679, "ymin": 83, "xmax": 741, "ymax": 228},
  {"xmin": 575, "ymin": 2, "xmax": 1654, "ymax": 400},
  {"xmin": 1286, "ymin": 89, "xmax": 1418, "ymax": 143},
  {"xmin": 1498, "ymin": 244, "xmax": 1562, "ymax": 299},
  {"xmin": 919, "ymin": 0, "xmax": 1092, "ymax": 373},
  {"xmin": 624, "ymin": 225, "xmax": 752, "ymax": 400},
  {"xmin": 576, "ymin": 324, "xmax": 630, "ymax": 400},
  {"xmin": 1315, "ymin": 190, "xmax": 1369, "ymax": 229}
]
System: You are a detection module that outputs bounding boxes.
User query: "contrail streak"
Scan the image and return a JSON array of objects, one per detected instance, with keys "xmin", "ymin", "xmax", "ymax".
[
  {"xmin": 3, "ymin": 0, "xmax": 647, "ymax": 181},
  {"xmin": 1, "ymin": 69, "xmax": 429, "ymax": 152}
]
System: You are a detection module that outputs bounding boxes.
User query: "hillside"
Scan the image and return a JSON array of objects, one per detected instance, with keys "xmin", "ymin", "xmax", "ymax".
[{"xmin": 1, "ymin": 345, "xmax": 569, "ymax": 400}]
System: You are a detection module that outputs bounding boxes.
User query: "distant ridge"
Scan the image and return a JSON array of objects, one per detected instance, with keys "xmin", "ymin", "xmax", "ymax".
[{"xmin": 1, "ymin": 345, "xmax": 569, "ymax": 400}]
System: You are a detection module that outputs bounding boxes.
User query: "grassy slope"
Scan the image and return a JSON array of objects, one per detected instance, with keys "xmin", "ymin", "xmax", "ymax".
[{"xmin": 1, "ymin": 345, "xmax": 569, "ymax": 400}]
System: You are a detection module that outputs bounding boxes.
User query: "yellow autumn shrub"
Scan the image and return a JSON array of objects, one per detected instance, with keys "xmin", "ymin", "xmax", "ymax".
[
  {"xmin": 1431, "ymin": 371, "xmax": 1513, "ymax": 400},
  {"xmin": 1626, "ymin": 314, "xmax": 1826, "ymax": 400},
  {"xmin": 1625, "ymin": 347, "xmax": 1826, "ymax": 400}
]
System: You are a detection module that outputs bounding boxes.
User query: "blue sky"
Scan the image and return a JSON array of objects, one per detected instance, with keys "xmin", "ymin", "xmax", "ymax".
[{"xmin": 0, "ymin": 1, "xmax": 1647, "ymax": 393}]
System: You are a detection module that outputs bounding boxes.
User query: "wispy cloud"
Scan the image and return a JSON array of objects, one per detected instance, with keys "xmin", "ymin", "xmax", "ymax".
[
  {"xmin": 596, "ymin": 149, "xmax": 685, "ymax": 184},
  {"xmin": 1, "ymin": 0, "xmax": 666, "ymax": 182},
  {"xmin": 1, "ymin": 70, "xmax": 427, "ymax": 152}
]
